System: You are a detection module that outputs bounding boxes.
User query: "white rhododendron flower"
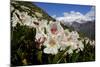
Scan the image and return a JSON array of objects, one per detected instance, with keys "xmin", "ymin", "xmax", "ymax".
[
  {"xmin": 35, "ymin": 31, "xmax": 44, "ymax": 42},
  {"xmin": 11, "ymin": 12, "xmax": 21, "ymax": 27},
  {"xmin": 43, "ymin": 35, "xmax": 60, "ymax": 55},
  {"xmin": 59, "ymin": 29, "xmax": 84, "ymax": 53},
  {"xmin": 35, "ymin": 28, "xmax": 47, "ymax": 49},
  {"xmin": 69, "ymin": 31, "xmax": 79, "ymax": 41},
  {"xmin": 35, "ymin": 28, "xmax": 47, "ymax": 42},
  {"xmin": 44, "ymin": 47, "xmax": 58, "ymax": 55},
  {"xmin": 67, "ymin": 49, "xmax": 73, "ymax": 54},
  {"xmin": 84, "ymin": 37, "xmax": 90, "ymax": 44},
  {"xmin": 47, "ymin": 21, "xmax": 64, "ymax": 36},
  {"xmin": 38, "ymin": 19, "xmax": 48, "ymax": 32},
  {"xmin": 47, "ymin": 22, "xmax": 58, "ymax": 35},
  {"xmin": 89, "ymin": 40, "xmax": 95, "ymax": 46},
  {"xmin": 43, "ymin": 21, "xmax": 61, "ymax": 54},
  {"xmin": 78, "ymin": 41, "xmax": 84, "ymax": 51},
  {"xmin": 19, "ymin": 12, "xmax": 33, "ymax": 26}
]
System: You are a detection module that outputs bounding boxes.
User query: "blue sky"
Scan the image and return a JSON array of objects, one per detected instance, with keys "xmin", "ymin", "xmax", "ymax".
[{"xmin": 34, "ymin": 2, "xmax": 93, "ymax": 17}]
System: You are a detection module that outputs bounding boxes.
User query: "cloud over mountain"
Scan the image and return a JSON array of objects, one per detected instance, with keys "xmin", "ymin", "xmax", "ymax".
[{"xmin": 55, "ymin": 7, "xmax": 95, "ymax": 24}]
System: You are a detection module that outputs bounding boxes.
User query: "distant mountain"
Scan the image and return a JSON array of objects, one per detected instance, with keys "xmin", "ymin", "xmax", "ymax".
[
  {"xmin": 62, "ymin": 20, "xmax": 95, "ymax": 40},
  {"xmin": 73, "ymin": 21, "xmax": 95, "ymax": 40}
]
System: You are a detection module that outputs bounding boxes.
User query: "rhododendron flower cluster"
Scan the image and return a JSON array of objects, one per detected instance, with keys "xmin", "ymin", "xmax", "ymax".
[{"xmin": 34, "ymin": 20, "xmax": 84, "ymax": 55}]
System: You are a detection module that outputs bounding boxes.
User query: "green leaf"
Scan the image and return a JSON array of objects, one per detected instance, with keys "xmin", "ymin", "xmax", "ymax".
[
  {"xmin": 52, "ymin": 46, "xmax": 70, "ymax": 64},
  {"xmin": 37, "ymin": 51, "xmax": 42, "ymax": 63},
  {"xmin": 71, "ymin": 52, "xmax": 79, "ymax": 62}
]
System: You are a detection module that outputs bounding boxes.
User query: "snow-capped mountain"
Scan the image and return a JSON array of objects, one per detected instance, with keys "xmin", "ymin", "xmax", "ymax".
[{"xmin": 55, "ymin": 7, "xmax": 95, "ymax": 40}]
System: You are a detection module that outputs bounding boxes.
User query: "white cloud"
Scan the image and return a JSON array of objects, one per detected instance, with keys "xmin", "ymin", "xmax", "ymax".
[{"xmin": 55, "ymin": 7, "xmax": 95, "ymax": 24}]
